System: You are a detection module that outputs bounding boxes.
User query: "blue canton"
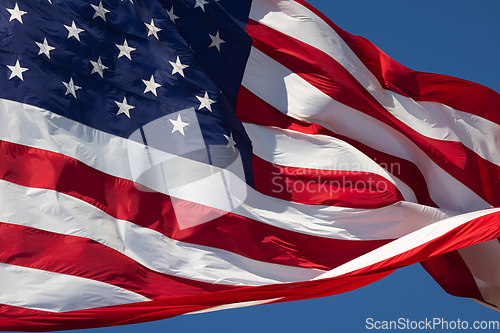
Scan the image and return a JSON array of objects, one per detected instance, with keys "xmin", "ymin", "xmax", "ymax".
[{"xmin": 0, "ymin": 0, "xmax": 254, "ymax": 184}]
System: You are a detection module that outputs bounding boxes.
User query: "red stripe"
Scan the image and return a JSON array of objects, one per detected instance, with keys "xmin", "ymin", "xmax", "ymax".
[
  {"xmin": 294, "ymin": 0, "xmax": 500, "ymax": 126},
  {"xmin": 246, "ymin": 20, "xmax": 500, "ymax": 207},
  {"xmin": 252, "ymin": 155, "xmax": 403, "ymax": 209},
  {"xmin": 237, "ymin": 86, "xmax": 437, "ymax": 207},
  {"xmin": 0, "ymin": 140, "xmax": 391, "ymax": 271},
  {"xmin": 175, "ymin": 207, "xmax": 392, "ymax": 270},
  {"xmin": 420, "ymin": 251, "xmax": 483, "ymax": 301},
  {"xmin": 338, "ymin": 212, "xmax": 500, "ymax": 308},
  {"xmin": 3, "ymin": 210, "xmax": 500, "ymax": 331},
  {"xmin": 0, "ymin": 271, "xmax": 393, "ymax": 332},
  {"xmin": 247, "ymin": 19, "xmax": 402, "ymax": 140},
  {"xmin": 0, "ymin": 223, "xmax": 240, "ymax": 299}
]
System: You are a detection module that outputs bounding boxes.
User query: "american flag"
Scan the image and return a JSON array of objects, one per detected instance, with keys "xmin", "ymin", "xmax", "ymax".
[{"xmin": 1, "ymin": 0, "xmax": 500, "ymax": 330}]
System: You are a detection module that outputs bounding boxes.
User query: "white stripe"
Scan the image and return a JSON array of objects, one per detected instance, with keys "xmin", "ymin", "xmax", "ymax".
[
  {"xmin": 421, "ymin": 102, "xmax": 500, "ymax": 167},
  {"xmin": 249, "ymin": 0, "xmax": 500, "ymax": 168},
  {"xmin": 185, "ymin": 298, "xmax": 283, "ymax": 315},
  {"xmin": 0, "ymin": 180, "xmax": 323, "ymax": 286},
  {"xmin": 243, "ymin": 122, "xmax": 418, "ymax": 202},
  {"xmin": 384, "ymin": 93, "xmax": 500, "ymax": 168},
  {"xmin": 242, "ymin": 47, "xmax": 492, "ymax": 212},
  {"xmin": 239, "ymin": 193, "xmax": 453, "ymax": 240},
  {"xmin": 314, "ymin": 208, "xmax": 500, "ymax": 280},
  {"xmin": 244, "ymin": 122, "xmax": 396, "ymax": 177},
  {"xmin": 0, "ymin": 263, "xmax": 150, "ymax": 313},
  {"xmin": 0, "ymin": 98, "xmax": 453, "ymax": 241}
]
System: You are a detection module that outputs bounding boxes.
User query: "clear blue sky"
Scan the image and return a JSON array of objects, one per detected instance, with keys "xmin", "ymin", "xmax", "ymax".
[{"xmin": 11, "ymin": 1, "xmax": 500, "ymax": 332}]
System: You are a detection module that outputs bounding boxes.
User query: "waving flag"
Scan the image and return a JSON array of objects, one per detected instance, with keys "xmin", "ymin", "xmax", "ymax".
[{"xmin": 0, "ymin": 0, "xmax": 499, "ymax": 331}]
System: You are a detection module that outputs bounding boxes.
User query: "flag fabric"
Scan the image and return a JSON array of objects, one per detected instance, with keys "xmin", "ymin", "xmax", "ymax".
[{"xmin": 0, "ymin": 0, "xmax": 499, "ymax": 330}]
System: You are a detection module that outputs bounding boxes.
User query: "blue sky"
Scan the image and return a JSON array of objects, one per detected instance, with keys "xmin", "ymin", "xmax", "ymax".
[{"xmin": 9, "ymin": 1, "xmax": 500, "ymax": 332}]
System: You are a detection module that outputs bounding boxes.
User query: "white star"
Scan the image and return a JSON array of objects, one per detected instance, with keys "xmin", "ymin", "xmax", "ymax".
[
  {"xmin": 166, "ymin": 7, "xmax": 179, "ymax": 23},
  {"xmin": 115, "ymin": 96, "xmax": 135, "ymax": 118},
  {"xmin": 142, "ymin": 75, "xmax": 162, "ymax": 96},
  {"xmin": 194, "ymin": 0, "xmax": 209, "ymax": 12},
  {"xmin": 196, "ymin": 91, "xmax": 215, "ymax": 112},
  {"xmin": 144, "ymin": 19, "xmax": 161, "ymax": 40},
  {"xmin": 64, "ymin": 21, "xmax": 84, "ymax": 41},
  {"xmin": 169, "ymin": 56, "xmax": 188, "ymax": 77},
  {"xmin": 224, "ymin": 133, "xmax": 236, "ymax": 152},
  {"xmin": 7, "ymin": 3, "xmax": 27, "ymax": 23},
  {"xmin": 120, "ymin": 0, "xmax": 133, "ymax": 3},
  {"xmin": 209, "ymin": 31, "xmax": 225, "ymax": 52},
  {"xmin": 90, "ymin": 56, "xmax": 108, "ymax": 78},
  {"xmin": 35, "ymin": 38, "xmax": 55, "ymax": 59},
  {"xmin": 91, "ymin": 0, "xmax": 110, "ymax": 22},
  {"xmin": 62, "ymin": 77, "xmax": 81, "ymax": 98},
  {"xmin": 116, "ymin": 39, "xmax": 135, "ymax": 60},
  {"xmin": 169, "ymin": 114, "xmax": 189, "ymax": 136},
  {"xmin": 7, "ymin": 59, "xmax": 28, "ymax": 81}
]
